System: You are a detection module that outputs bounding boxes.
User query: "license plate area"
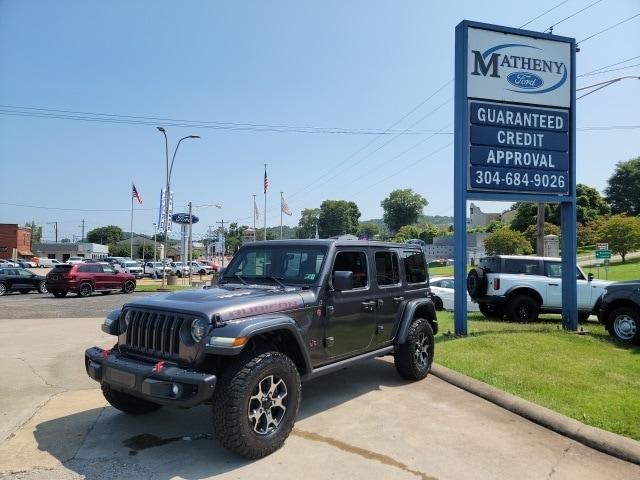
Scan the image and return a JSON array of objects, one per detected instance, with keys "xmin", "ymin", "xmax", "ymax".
[{"xmin": 105, "ymin": 367, "xmax": 136, "ymax": 388}]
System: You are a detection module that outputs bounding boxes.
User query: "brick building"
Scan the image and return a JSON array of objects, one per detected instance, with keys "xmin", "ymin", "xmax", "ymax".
[{"xmin": 0, "ymin": 223, "xmax": 34, "ymax": 259}]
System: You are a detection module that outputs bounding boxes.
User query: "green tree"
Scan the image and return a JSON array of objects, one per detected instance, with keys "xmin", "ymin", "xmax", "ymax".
[
  {"xmin": 24, "ymin": 221, "xmax": 42, "ymax": 246},
  {"xmin": 297, "ymin": 208, "xmax": 320, "ymax": 239},
  {"xmin": 87, "ymin": 225, "xmax": 125, "ymax": 245},
  {"xmin": 417, "ymin": 223, "xmax": 439, "ymax": 244},
  {"xmin": 108, "ymin": 243, "xmax": 130, "ymax": 257},
  {"xmin": 136, "ymin": 244, "xmax": 156, "ymax": 260},
  {"xmin": 605, "ymin": 157, "xmax": 640, "ymax": 215},
  {"xmin": 576, "ymin": 184, "xmax": 610, "ymax": 224},
  {"xmin": 318, "ymin": 200, "xmax": 361, "ymax": 237},
  {"xmin": 523, "ymin": 222, "xmax": 561, "ymax": 251},
  {"xmin": 484, "ymin": 228, "xmax": 533, "ymax": 256},
  {"xmin": 509, "ymin": 203, "xmax": 559, "ymax": 232},
  {"xmin": 486, "ymin": 220, "xmax": 510, "ymax": 233},
  {"xmin": 357, "ymin": 222, "xmax": 380, "ymax": 239},
  {"xmin": 392, "ymin": 225, "xmax": 421, "ymax": 243},
  {"xmin": 598, "ymin": 215, "xmax": 640, "ymax": 262},
  {"xmin": 381, "ymin": 189, "xmax": 428, "ymax": 233},
  {"xmin": 577, "ymin": 217, "xmax": 606, "ymax": 247}
]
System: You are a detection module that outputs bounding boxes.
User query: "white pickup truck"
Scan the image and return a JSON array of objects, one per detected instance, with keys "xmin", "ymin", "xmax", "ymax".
[{"xmin": 467, "ymin": 255, "xmax": 612, "ymax": 322}]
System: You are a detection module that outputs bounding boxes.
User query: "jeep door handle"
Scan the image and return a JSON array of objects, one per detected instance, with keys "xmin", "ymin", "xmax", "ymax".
[
  {"xmin": 376, "ymin": 299, "xmax": 384, "ymax": 308},
  {"xmin": 548, "ymin": 283, "xmax": 559, "ymax": 286},
  {"xmin": 361, "ymin": 301, "xmax": 375, "ymax": 312},
  {"xmin": 393, "ymin": 296, "xmax": 404, "ymax": 303}
]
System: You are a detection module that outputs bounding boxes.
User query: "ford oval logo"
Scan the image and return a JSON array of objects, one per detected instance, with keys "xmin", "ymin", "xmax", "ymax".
[
  {"xmin": 506, "ymin": 71, "xmax": 544, "ymax": 90},
  {"xmin": 172, "ymin": 213, "xmax": 199, "ymax": 224}
]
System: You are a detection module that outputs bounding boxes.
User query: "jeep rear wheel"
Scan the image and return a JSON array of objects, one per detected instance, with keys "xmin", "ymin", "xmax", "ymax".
[
  {"xmin": 507, "ymin": 294, "xmax": 539, "ymax": 323},
  {"xmin": 212, "ymin": 351, "xmax": 301, "ymax": 459},
  {"xmin": 101, "ymin": 383, "xmax": 162, "ymax": 414},
  {"xmin": 78, "ymin": 282, "xmax": 93, "ymax": 297},
  {"xmin": 607, "ymin": 307, "xmax": 640, "ymax": 344},
  {"xmin": 394, "ymin": 318, "xmax": 434, "ymax": 381},
  {"xmin": 51, "ymin": 290, "xmax": 67, "ymax": 298},
  {"xmin": 479, "ymin": 303, "xmax": 503, "ymax": 319}
]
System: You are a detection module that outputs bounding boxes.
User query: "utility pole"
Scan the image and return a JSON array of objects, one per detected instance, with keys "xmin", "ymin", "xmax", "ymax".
[
  {"xmin": 47, "ymin": 222, "xmax": 58, "ymax": 243},
  {"xmin": 217, "ymin": 219, "xmax": 225, "ymax": 268},
  {"xmin": 80, "ymin": 219, "xmax": 86, "ymax": 242},
  {"xmin": 188, "ymin": 201, "xmax": 193, "ymax": 285},
  {"xmin": 536, "ymin": 203, "xmax": 545, "ymax": 255}
]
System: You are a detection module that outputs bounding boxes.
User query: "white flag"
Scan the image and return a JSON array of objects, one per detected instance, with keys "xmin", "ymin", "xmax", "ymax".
[
  {"xmin": 254, "ymin": 198, "xmax": 260, "ymax": 221},
  {"xmin": 281, "ymin": 195, "xmax": 292, "ymax": 216}
]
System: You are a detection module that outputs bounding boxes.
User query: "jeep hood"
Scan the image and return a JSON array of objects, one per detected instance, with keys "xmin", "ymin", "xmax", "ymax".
[{"xmin": 124, "ymin": 285, "xmax": 309, "ymax": 321}]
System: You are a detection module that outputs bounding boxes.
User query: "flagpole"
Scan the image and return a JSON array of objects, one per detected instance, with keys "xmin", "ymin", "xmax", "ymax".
[
  {"xmin": 253, "ymin": 194, "xmax": 256, "ymax": 231},
  {"xmin": 280, "ymin": 191, "xmax": 283, "ymax": 240},
  {"xmin": 130, "ymin": 183, "xmax": 134, "ymax": 258},
  {"xmin": 263, "ymin": 163, "xmax": 267, "ymax": 240}
]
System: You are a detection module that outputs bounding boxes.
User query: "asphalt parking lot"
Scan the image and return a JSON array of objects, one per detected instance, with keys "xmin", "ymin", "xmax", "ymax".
[{"xmin": 0, "ymin": 299, "xmax": 638, "ymax": 479}]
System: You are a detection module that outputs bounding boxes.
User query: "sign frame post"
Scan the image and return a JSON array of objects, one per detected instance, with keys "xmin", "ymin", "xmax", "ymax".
[{"xmin": 454, "ymin": 20, "xmax": 577, "ymax": 335}]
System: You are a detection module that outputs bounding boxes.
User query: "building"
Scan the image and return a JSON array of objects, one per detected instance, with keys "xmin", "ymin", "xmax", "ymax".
[
  {"xmin": 0, "ymin": 223, "xmax": 34, "ymax": 259},
  {"xmin": 33, "ymin": 242, "xmax": 108, "ymax": 262},
  {"xmin": 116, "ymin": 234, "xmax": 164, "ymax": 259},
  {"xmin": 467, "ymin": 203, "xmax": 501, "ymax": 229},
  {"xmin": 424, "ymin": 232, "xmax": 488, "ymax": 263}
]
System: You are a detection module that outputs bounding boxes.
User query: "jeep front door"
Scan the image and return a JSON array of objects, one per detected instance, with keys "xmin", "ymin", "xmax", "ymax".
[{"xmin": 324, "ymin": 250, "xmax": 376, "ymax": 359}]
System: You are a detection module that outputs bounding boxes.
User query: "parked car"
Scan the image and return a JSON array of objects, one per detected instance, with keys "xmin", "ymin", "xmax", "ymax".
[
  {"xmin": 467, "ymin": 255, "xmax": 611, "ymax": 322},
  {"xmin": 45, "ymin": 263, "xmax": 136, "ymax": 297},
  {"xmin": 188, "ymin": 261, "xmax": 213, "ymax": 275},
  {"xmin": 38, "ymin": 258, "xmax": 62, "ymax": 268},
  {"xmin": 430, "ymin": 276, "xmax": 479, "ymax": 312},
  {"xmin": 15, "ymin": 259, "xmax": 37, "ymax": 268},
  {"xmin": 66, "ymin": 256, "xmax": 85, "ymax": 265},
  {"xmin": 117, "ymin": 260, "xmax": 144, "ymax": 279},
  {"xmin": 169, "ymin": 261, "xmax": 191, "ymax": 277},
  {"xmin": 199, "ymin": 260, "xmax": 220, "ymax": 272},
  {"xmin": 104, "ymin": 257, "xmax": 128, "ymax": 267},
  {"xmin": 0, "ymin": 268, "xmax": 47, "ymax": 295},
  {"xmin": 0, "ymin": 259, "xmax": 19, "ymax": 268},
  {"xmin": 597, "ymin": 282, "xmax": 640, "ymax": 344},
  {"xmin": 144, "ymin": 261, "xmax": 172, "ymax": 277},
  {"xmin": 82, "ymin": 258, "xmax": 101, "ymax": 263}
]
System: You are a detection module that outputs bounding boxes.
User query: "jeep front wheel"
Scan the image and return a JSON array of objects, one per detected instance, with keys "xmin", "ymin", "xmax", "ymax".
[
  {"xmin": 394, "ymin": 318, "xmax": 434, "ymax": 381},
  {"xmin": 101, "ymin": 383, "xmax": 162, "ymax": 414},
  {"xmin": 507, "ymin": 294, "xmax": 539, "ymax": 323},
  {"xmin": 78, "ymin": 282, "xmax": 93, "ymax": 297},
  {"xmin": 607, "ymin": 307, "xmax": 640, "ymax": 345},
  {"xmin": 212, "ymin": 351, "xmax": 301, "ymax": 459}
]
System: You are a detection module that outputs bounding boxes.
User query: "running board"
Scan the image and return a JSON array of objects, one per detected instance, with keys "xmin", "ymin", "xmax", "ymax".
[{"xmin": 303, "ymin": 346, "xmax": 395, "ymax": 381}]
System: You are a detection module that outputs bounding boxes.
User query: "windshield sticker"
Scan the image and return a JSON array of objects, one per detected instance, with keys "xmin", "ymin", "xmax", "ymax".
[{"xmin": 304, "ymin": 273, "xmax": 316, "ymax": 280}]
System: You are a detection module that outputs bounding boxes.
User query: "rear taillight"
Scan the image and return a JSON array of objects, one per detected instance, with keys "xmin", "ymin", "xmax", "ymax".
[{"xmin": 493, "ymin": 278, "xmax": 500, "ymax": 290}]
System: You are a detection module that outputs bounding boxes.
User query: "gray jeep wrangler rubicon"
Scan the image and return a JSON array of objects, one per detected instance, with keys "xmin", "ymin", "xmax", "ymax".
[{"xmin": 85, "ymin": 239, "xmax": 437, "ymax": 458}]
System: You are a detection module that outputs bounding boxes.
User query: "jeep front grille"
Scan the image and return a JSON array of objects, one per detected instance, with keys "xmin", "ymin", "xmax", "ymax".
[{"xmin": 123, "ymin": 309, "xmax": 186, "ymax": 358}]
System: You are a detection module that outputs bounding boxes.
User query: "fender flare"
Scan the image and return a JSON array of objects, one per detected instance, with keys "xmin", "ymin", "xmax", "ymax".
[
  {"xmin": 396, "ymin": 298, "xmax": 438, "ymax": 344},
  {"xmin": 504, "ymin": 285, "xmax": 544, "ymax": 305}
]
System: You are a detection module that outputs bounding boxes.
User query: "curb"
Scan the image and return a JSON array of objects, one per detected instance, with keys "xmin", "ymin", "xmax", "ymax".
[{"xmin": 431, "ymin": 363, "xmax": 640, "ymax": 466}]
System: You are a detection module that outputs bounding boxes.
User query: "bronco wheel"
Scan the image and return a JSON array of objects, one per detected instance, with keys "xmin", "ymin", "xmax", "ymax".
[
  {"xmin": 507, "ymin": 294, "xmax": 539, "ymax": 323},
  {"xmin": 78, "ymin": 282, "xmax": 93, "ymax": 297},
  {"xmin": 479, "ymin": 303, "xmax": 503, "ymax": 319},
  {"xmin": 394, "ymin": 318, "xmax": 434, "ymax": 381},
  {"xmin": 51, "ymin": 290, "xmax": 67, "ymax": 298},
  {"xmin": 101, "ymin": 383, "xmax": 161, "ymax": 414},
  {"xmin": 212, "ymin": 351, "xmax": 301, "ymax": 459},
  {"xmin": 122, "ymin": 280, "xmax": 135, "ymax": 294},
  {"xmin": 607, "ymin": 307, "xmax": 640, "ymax": 345},
  {"xmin": 467, "ymin": 268, "xmax": 487, "ymax": 299},
  {"xmin": 38, "ymin": 281, "xmax": 47, "ymax": 294}
]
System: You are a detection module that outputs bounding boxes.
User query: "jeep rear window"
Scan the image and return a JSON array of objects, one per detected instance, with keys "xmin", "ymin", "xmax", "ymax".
[
  {"xmin": 224, "ymin": 246, "xmax": 327, "ymax": 284},
  {"xmin": 504, "ymin": 259, "xmax": 541, "ymax": 275},
  {"xmin": 402, "ymin": 250, "xmax": 427, "ymax": 284},
  {"xmin": 51, "ymin": 265, "xmax": 73, "ymax": 273}
]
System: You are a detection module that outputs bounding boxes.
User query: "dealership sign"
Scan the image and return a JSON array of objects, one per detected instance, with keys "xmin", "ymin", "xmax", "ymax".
[
  {"xmin": 172, "ymin": 213, "xmax": 199, "ymax": 224},
  {"xmin": 453, "ymin": 20, "xmax": 577, "ymax": 335}
]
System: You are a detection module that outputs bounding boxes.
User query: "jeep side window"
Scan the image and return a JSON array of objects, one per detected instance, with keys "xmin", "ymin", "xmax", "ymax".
[
  {"xmin": 375, "ymin": 251, "xmax": 400, "ymax": 286},
  {"xmin": 544, "ymin": 262, "xmax": 587, "ymax": 280},
  {"xmin": 402, "ymin": 251, "xmax": 427, "ymax": 284},
  {"xmin": 332, "ymin": 251, "xmax": 368, "ymax": 289},
  {"xmin": 504, "ymin": 259, "xmax": 541, "ymax": 275}
]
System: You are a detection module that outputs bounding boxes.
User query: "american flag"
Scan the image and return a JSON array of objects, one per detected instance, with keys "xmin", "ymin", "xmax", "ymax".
[
  {"xmin": 281, "ymin": 195, "xmax": 292, "ymax": 216},
  {"xmin": 132, "ymin": 183, "xmax": 143, "ymax": 204},
  {"xmin": 263, "ymin": 166, "xmax": 269, "ymax": 194}
]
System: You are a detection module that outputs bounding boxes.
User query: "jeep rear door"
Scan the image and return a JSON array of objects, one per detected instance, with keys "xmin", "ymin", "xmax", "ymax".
[
  {"xmin": 400, "ymin": 249, "xmax": 430, "ymax": 307},
  {"xmin": 371, "ymin": 249, "xmax": 403, "ymax": 345},
  {"xmin": 324, "ymin": 249, "xmax": 376, "ymax": 359}
]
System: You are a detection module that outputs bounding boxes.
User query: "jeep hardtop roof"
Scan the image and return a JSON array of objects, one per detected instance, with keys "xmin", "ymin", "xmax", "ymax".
[
  {"xmin": 482, "ymin": 255, "xmax": 562, "ymax": 262},
  {"xmin": 242, "ymin": 239, "xmax": 422, "ymax": 249}
]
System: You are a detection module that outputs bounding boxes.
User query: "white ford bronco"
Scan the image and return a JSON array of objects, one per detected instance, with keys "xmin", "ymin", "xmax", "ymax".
[{"xmin": 467, "ymin": 255, "xmax": 611, "ymax": 322}]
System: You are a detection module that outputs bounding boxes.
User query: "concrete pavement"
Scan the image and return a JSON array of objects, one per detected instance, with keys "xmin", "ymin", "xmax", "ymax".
[{"xmin": 1, "ymin": 316, "xmax": 639, "ymax": 480}]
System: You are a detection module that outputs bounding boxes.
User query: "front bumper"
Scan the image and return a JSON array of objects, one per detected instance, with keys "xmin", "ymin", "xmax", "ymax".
[{"xmin": 85, "ymin": 347, "xmax": 216, "ymax": 407}]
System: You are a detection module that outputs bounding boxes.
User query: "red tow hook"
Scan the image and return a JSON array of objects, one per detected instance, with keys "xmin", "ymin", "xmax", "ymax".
[
  {"xmin": 152, "ymin": 360, "xmax": 165, "ymax": 373},
  {"xmin": 101, "ymin": 348, "xmax": 111, "ymax": 359}
]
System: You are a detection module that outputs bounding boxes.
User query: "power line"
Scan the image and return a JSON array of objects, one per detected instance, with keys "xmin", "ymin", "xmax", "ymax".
[
  {"xmin": 578, "ymin": 55, "xmax": 640, "ymax": 77},
  {"xmin": 519, "ymin": 0, "xmax": 569, "ymax": 28},
  {"xmin": 546, "ymin": 0, "xmax": 605, "ymax": 32},
  {"xmin": 577, "ymin": 12, "xmax": 640, "ymax": 44},
  {"xmin": 579, "ymin": 63, "xmax": 640, "ymax": 77}
]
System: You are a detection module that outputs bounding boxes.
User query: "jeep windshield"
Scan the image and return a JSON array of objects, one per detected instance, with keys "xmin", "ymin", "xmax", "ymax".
[{"xmin": 221, "ymin": 245, "xmax": 328, "ymax": 286}]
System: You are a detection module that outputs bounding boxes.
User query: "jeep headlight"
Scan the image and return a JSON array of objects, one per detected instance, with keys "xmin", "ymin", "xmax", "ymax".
[
  {"xmin": 190, "ymin": 318, "xmax": 208, "ymax": 342},
  {"xmin": 103, "ymin": 309, "xmax": 122, "ymax": 335}
]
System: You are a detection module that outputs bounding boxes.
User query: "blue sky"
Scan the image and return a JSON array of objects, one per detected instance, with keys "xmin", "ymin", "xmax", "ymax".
[{"xmin": 1, "ymin": 0, "xmax": 638, "ymax": 242}]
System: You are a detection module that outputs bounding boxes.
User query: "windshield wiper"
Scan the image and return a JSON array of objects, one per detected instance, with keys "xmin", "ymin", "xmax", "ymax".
[
  {"xmin": 252, "ymin": 275, "xmax": 287, "ymax": 289},
  {"xmin": 234, "ymin": 274, "xmax": 248, "ymax": 285}
]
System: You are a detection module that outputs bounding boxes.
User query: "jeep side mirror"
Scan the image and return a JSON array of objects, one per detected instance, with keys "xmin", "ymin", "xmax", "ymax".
[
  {"xmin": 332, "ymin": 271, "xmax": 353, "ymax": 292},
  {"xmin": 588, "ymin": 272, "xmax": 594, "ymax": 282}
]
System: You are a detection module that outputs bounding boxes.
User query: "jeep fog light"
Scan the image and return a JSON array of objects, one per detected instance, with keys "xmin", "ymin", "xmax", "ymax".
[{"xmin": 190, "ymin": 318, "xmax": 207, "ymax": 342}]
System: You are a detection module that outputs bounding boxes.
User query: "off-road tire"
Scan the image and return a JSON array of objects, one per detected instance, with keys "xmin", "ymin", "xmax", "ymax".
[
  {"xmin": 467, "ymin": 268, "xmax": 487, "ymax": 299},
  {"xmin": 78, "ymin": 282, "xmax": 93, "ymax": 297},
  {"xmin": 101, "ymin": 383, "xmax": 162, "ymax": 414},
  {"xmin": 606, "ymin": 307, "xmax": 640, "ymax": 345},
  {"xmin": 394, "ymin": 318, "xmax": 434, "ymax": 381},
  {"xmin": 212, "ymin": 351, "xmax": 301, "ymax": 459},
  {"xmin": 51, "ymin": 290, "xmax": 67, "ymax": 298},
  {"xmin": 122, "ymin": 280, "xmax": 135, "ymax": 294},
  {"xmin": 507, "ymin": 294, "xmax": 539, "ymax": 323},
  {"xmin": 38, "ymin": 281, "xmax": 47, "ymax": 294},
  {"xmin": 479, "ymin": 303, "xmax": 503, "ymax": 319}
]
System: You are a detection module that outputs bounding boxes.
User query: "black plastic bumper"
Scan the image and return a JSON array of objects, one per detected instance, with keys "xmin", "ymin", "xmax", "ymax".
[{"xmin": 85, "ymin": 347, "xmax": 216, "ymax": 407}]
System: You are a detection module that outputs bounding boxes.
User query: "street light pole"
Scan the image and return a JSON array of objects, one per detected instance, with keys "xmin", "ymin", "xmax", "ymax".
[
  {"xmin": 152, "ymin": 222, "xmax": 157, "ymax": 265},
  {"xmin": 156, "ymin": 127, "xmax": 200, "ymax": 287}
]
